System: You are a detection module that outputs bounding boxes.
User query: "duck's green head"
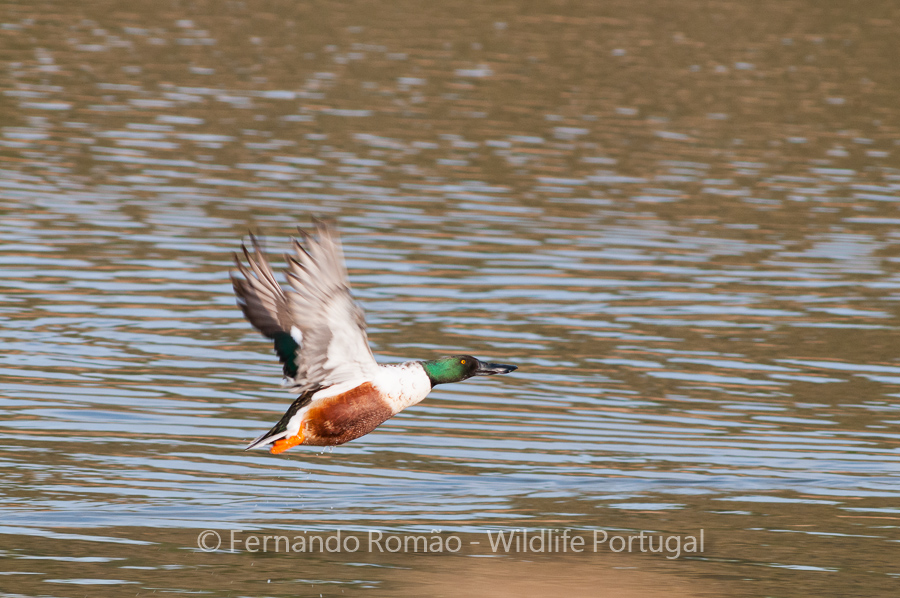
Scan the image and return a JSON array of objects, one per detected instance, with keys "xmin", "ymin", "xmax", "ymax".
[{"xmin": 421, "ymin": 355, "xmax": 517, "ymax": 387}]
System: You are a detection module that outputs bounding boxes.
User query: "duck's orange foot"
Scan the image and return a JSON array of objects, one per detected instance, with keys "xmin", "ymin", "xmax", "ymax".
[{"xmin": 271, "ymin": 432, "xmax": 304, "ymax": 454}]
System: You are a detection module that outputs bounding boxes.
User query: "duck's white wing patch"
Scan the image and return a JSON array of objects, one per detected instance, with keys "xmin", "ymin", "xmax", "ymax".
[{"xmin": 231, "ymin": 220, "xmax": 379, "ymax": 393}]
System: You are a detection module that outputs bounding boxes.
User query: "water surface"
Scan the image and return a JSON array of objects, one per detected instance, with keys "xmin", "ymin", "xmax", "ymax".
[{"xmin": 1, "ymin": 1, "xmax": 899, "ymax": 596}]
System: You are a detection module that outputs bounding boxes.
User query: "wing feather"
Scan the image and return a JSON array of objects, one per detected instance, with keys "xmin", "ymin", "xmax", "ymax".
[{"xmin": 231, "ymin": 221, "xmax": 379, "ymax": 393}]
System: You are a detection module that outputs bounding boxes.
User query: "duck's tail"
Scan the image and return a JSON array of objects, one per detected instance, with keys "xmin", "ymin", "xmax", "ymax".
[
  {"xmin": 243, "ymin": 390, "xmax": 316, "ymax": 451},
  {"xmin": 244, "ymin": 428, "xmax": 290, "ymax": 451}
]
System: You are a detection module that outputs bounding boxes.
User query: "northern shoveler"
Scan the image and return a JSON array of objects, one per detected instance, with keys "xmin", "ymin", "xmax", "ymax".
[{"xmin": 231, "ymin": 220, "xmax": 517, "ymax": 454}]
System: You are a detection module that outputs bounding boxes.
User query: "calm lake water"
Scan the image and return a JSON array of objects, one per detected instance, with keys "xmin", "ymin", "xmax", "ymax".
[{"xmin": 1, "ymin": 1, "xmax": 899, "ymax": 596}]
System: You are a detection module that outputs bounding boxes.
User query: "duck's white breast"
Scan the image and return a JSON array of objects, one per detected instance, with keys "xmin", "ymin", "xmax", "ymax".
[{"xmin": 372, "ymin": 362, "xmax": 433, "ymax": 414}]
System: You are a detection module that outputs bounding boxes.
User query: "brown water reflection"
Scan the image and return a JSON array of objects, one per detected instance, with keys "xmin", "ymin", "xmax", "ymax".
[
  {"xmin": 1, "ymin": 0, "xmax": 900, "ymax": 596},
  {"xmin": 4, "ymin": 527, "xmax": 726, "ymax": 598}
]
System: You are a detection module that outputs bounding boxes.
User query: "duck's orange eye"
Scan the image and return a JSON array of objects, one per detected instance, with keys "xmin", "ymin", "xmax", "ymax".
[{"xmin": 460, "ymin": 359, "xmax": 466, "ymax": 364}]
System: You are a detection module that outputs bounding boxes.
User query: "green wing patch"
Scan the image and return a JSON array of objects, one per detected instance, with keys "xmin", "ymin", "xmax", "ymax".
[{"xmin": 272, "ymin": 332, "xmax": 300, "ymax": 378}]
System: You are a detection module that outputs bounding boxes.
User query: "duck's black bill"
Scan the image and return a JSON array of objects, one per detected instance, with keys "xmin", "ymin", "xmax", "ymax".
[{"xmin": 475, "ymin": 361, "xmax": 518, "ymax": 376}]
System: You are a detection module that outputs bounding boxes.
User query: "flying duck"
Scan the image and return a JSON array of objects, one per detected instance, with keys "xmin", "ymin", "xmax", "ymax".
[{"xmin": 231, "ymin": 221, "xmax": 517, "ymax": 454}]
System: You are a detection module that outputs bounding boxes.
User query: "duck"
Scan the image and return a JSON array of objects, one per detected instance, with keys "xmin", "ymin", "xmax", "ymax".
[{"xmin": 231, "ymin": 220, "xmax": 517, "ymax": 454}]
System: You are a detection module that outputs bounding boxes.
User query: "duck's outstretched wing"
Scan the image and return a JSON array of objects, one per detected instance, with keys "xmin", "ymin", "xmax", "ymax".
[{"xmin": 231, "ymin": 220, "xmax": 379, "ymax": 394}]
